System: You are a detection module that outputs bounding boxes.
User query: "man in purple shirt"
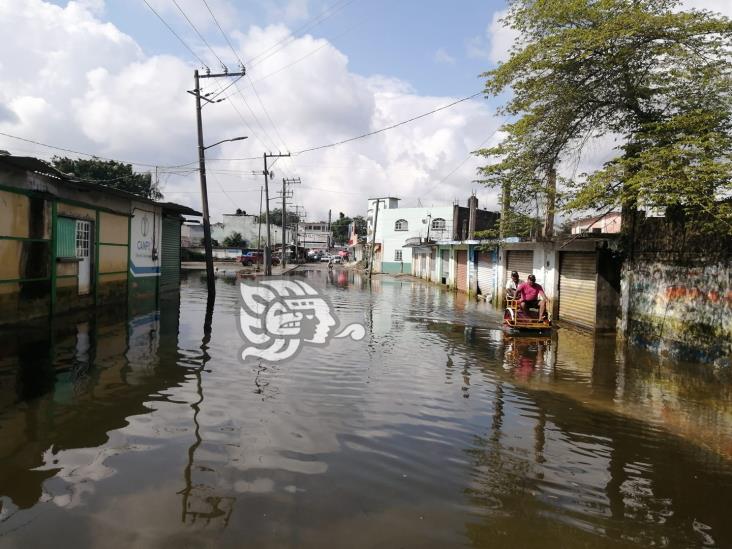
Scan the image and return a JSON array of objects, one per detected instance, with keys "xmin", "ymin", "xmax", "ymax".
[{"xmin": 516, "ymin": 274, "xmax": 547, "ymax": 320}]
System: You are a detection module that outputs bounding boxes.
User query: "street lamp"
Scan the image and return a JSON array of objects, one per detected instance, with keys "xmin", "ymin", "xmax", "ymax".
[
  {"xmin": 203, "ymin": 136, "xmax": 248, "ymax": 151},
  {"xmin": 197, "ymin": 134, "xmax": 248, "ymax": 298}
]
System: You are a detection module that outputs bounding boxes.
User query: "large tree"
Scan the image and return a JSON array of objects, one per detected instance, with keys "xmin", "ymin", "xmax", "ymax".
[
  {"xmin": 476, "ymin": 0, "xmax": 732, "ymax": 236},
  {"xmin": 52, "ymin": 156, "xmax": 162, "ymax": 200},
  {"xmin": 266, "ymin": 208, "xmax": 301, "ymax": 227}
]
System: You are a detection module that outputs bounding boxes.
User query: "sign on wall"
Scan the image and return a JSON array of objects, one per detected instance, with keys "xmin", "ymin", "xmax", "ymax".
[{"xmin": 129, "ymin": 207, "xmax": 160, "ymax": 278}]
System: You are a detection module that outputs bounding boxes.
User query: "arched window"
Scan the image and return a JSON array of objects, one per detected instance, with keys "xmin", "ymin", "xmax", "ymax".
[
  {"xmin": 395, "ymin": 219, "xmax": 408, "ymax": 231},
  {"xmin": 431, "ymin": 218, "xmax": 446, "ymax": 230}
]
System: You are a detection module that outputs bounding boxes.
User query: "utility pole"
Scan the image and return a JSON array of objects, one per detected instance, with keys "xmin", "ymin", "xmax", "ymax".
[
  {"xmin": 256, "ymin": 185, "xmax": 262, "ymax": 271},
  {"xmin": 368, "ymin": 199, "xmax": 380, "ymax": 280},
  {"xmin": 327, "ymin": 209, "xmax": 332, "ymax": 250},
  {"xmin": 190, "ymin": 67, "xmax": 246, "ymax": 297},
  {"xmin": 259, "ymin": 152, "xmax": 290, "ymax": 275},
  {"xmin": 279, "ymin": 177, "xmax": 300, "ymax": 268}
]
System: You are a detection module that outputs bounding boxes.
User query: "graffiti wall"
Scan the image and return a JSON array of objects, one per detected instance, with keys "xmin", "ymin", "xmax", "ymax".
[{"xmin": 623, "ymin": 260, "xmax": 731, "ymax": 364}]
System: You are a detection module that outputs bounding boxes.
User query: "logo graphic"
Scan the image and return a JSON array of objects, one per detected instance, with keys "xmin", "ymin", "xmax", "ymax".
[
  {"xmin": 141, "ymin": 214, "xmax": 150, "ymax": 237},
  {"xmin": 238, "ymin": 278, "xmax": 365, "ymax": 362}
]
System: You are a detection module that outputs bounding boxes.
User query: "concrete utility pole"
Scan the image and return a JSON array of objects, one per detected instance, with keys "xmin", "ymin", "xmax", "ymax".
[
  {"xmin": 368, "ymin": 199, "xmax": 380, "ymax": 280},
  {"xmin": 327, "ymin": 209, "xmax": 332, "ymax": 250},
  {"xmin": 260, "ymin": 152, "xmax": 290, "ymax": 275},
  {"xmin": 190, "ymin": 68, "xmax": 246, "ymax": 297},
  {"xmin": 279, "ymin": 177, "xmax": 300, "ymax": 268},
  {"xmin": 256, "ymin": 186, "xmax": 262, "ymax": 271}
]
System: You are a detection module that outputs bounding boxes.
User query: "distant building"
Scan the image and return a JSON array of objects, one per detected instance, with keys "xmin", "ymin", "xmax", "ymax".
[
  {"xmin": 298, "ymin": 221, "xmax": 332, "ymax": 250},
  {"xmin": 369, "ymin": 195, "xmax": 499, "ymax": 275},
  {"xmin": 181, "ymin": 222, "xmax": 204, "ymax": 247},
  {"xmin": 212, "ymin": 212, "xmax": 293, "ymax": 249},
  {"xmin": 570, "ymin": 211, "xmax": 621, "ymax": 234}
]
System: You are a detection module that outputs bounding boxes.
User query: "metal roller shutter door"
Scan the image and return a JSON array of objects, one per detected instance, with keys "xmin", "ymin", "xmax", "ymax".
[
  {"xmin": 160, "ymin": 217, "xmax": 180, "ymax": 293},
  {"xmin": 430, "ymin": 249, "xmax": 437, "ymax": 282},
  {"xmin": 477, "ymin": 252, "xmax": 494, "ymax": 299},
  {"xmin": 506, "ymin": 250, "xmax": 533, "ymax": 281},
  {"xmin": 456, "ymin": 250, "xmax": 468, "ymax": 292},
  {"xmin": 559, "ymin": 252, "xmax": 597, "ymax": 328}
]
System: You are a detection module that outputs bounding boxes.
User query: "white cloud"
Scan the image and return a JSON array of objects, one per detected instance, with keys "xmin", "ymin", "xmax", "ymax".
[
  {"xmin": 681, "ymin": 0, "xmax": 732, "ymax": 16},
  {"xmin": 433, "ymin": 48, "xmax": 455, "ymax": 65},
  {"xmin": 467, "ymin": 9, "xmax": 519, "ymax": 65},
  {"xmin": 0, "ymin": 0, "xmax": 504, "ymax": 222}
]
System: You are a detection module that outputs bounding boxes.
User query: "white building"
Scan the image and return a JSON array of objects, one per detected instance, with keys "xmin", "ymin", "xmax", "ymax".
[
  {"xmin": 298, "ymin": 221, "xmax": 332, "ymax": 250},
  {"xmin": 370, "ymin": 199, "xmax": 454, "ymax": 274},
  {"xmin": 212, "ymin": 213, "xmax": 293, "ymax": 249}
]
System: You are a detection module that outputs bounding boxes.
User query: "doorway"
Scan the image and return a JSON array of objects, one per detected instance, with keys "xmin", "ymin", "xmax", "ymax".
[{"xmin": 76, "ymin": 220, "xmax": 92, "ymax": 295}]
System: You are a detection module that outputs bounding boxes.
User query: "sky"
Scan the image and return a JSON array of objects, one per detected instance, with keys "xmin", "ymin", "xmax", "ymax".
[{"xmin": 1, "ymin": 0, "xmax": 729, "ymax": 223}]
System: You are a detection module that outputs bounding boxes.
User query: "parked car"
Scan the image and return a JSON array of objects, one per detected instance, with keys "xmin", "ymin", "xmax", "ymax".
[
  {"xmin": 332, "ymin": 256, "xmax": 342, "ymax": 264},
  {"xmin": 320, "ymin": 254, "xmax": 332, "ymax": 262},
  {"xmin": 240, "ymin": 251, "xmax": 262, "ymax": 266}
]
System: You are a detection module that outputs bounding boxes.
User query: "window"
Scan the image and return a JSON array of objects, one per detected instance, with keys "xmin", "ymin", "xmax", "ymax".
[
  {"xmin": 56, "ymin": 217, "xmax": 76, "ymax": 258},
  {"xmin": 395, "ymin": 219, "xmax": 408, "ymax": 231},
  {"xmin": 394, "ymin": 250, "xmax": 403, "ymax": 262},
  {"xmin": 592, "ymin": 227, "xmax": 602, "ymax": 234},
  {"xmin": 431, "ymin": 218, "xmax": 446, "ymax": 230}
]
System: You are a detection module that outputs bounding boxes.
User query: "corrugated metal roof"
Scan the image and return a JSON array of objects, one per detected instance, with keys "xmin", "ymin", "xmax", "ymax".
[{"xmin": 0, "ymin": 155, "xmax": 201, "ymax": 216}]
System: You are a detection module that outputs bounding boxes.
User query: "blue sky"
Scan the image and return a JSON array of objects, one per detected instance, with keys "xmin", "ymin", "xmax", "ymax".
[{"xmin": 57, "ymin": 0, "xmax": 506, "ymax": 99}]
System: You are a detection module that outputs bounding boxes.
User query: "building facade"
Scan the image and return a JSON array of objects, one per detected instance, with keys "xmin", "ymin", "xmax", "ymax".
[
  {"xmin": 570, "ymin": 211, "xmax": 622, "ymax": 234},
  {"xmin": 212, "ymin": 213, "xmax": 293, "ymax": 249},
  {"xmin": 298, "ymin": 221, "xmax": 332, "ymax": 250},
  {"xmin": 0, "ymin": 155, "xmax": 198, "ymax": 325}
]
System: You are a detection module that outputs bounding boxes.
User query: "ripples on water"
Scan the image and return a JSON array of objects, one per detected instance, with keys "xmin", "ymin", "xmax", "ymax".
[{"xmin": 0, "ymin": 267, "xmax": 730, "ymax": 548}]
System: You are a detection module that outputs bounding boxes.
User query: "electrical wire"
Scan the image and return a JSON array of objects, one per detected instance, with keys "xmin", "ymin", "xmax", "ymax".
[
  {"xmin": 172, "ymin": 0, "xmax": 226, "ymax": 69},
  {"xmin": 292, "ymin": 92, "xmax": 484, "ymax": 155},
  {"xmin": 142, "ymin": 0, "xmax": 208, "ymax": 68}
]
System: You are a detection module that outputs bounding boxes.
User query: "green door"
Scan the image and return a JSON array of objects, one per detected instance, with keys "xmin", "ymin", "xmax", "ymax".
[{"xmin": 160, "ymin": 217, "xmax": 181, "ymax": 293}]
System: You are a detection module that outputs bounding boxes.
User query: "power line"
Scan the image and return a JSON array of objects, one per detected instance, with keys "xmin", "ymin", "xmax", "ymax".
[
  {"xmin": 142, "ymin": 0, "xmax": 208, "ymax": 68},
  {"xmin": 248, "ymin": 0, "xmax": 359, "ymax": 68},
  {"xmin": 172, "ymin": 0, "xmax": 225, "ymax": 69},
  {"xmin": 201, "ymin": 0, "xmax": 242, "ymax": 64},
  {"xmin": 292, "ymin": 91, "xmax": 484, "ymax": 155},
  {"xmin": 0, "ymin": 130, "xmax": 178, "ymax": 169}
]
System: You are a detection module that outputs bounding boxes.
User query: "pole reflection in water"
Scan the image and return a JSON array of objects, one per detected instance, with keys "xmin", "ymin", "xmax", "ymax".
[{"xmin": 178, "ymin": 293, "xmax": 235, "ymax": 527}]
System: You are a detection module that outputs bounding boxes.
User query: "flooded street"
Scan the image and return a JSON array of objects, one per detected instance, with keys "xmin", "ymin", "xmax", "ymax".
[{"xmin": 1, "ymin": 266, "xmax": 731, "ymax": 548}]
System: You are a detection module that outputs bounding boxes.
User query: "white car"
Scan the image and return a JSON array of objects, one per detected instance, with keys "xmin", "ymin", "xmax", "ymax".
[{"xmin": 320, "ymin": 254, "xmax": 331, "ymax": 262}]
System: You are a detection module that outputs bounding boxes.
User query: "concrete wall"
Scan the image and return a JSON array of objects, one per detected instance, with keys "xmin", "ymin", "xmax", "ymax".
[
  {"xmin": 375, "ymin": 205, "xmax": 453, "ymax": 273},
  {"xmin": 622, "ymin": 260, "xmax": 731, "ymax": 364}
]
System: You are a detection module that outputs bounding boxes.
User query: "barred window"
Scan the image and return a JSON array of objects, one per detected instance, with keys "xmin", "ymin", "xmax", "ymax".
[
  {"xmin": 395, "ymin": 219, "xmax": 408, "ymax": 231},
  {"xmin": 394, "ymin": 250, "xmax": 403, "ymax": 261}
]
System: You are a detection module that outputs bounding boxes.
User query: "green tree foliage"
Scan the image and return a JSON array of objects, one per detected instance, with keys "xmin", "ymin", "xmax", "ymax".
[
  {"xmin": 267, "ymin": 208, "xmax": 301, "ymax": 227},
  {"xmin": 52, "ymin": 156, "xmax": 162, "ymax": 200},
  {"xmin": 476, "ymin": 0, "xmax": 732, "ymax": 235},
  {"xmin": 222, "ymin": 232, "xmax": 246, "ymax": 248},
  {"xmin": 352, "ymin": 215, "xmax": 367, "ymax": 237},
  {"xmin": 331, "ymin": 212, "xmax": 351, "ymax": 244}
]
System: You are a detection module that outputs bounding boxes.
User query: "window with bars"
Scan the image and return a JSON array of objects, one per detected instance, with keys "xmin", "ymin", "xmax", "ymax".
[
  {"xmin": 431, "ymin": 218, "xmax": 446, "ymax": 230},
  {"xmin": 76, "ymin": 221, "xmax": 91, "ymax": 258},
  {"xmin": 394, "ymin": 250, "xmax": 402, "ymax": 261},
  {"xmin": 394, "ymin": 219, "xmax": 408, "ymax": 231}
]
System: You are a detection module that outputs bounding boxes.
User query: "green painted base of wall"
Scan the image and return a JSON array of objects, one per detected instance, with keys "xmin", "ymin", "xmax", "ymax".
[
  {"xmin": 97, "ymin": 280, "xmax": 128, "ymax": 306},
  {"xmin": 128, "ymin": 276, "xmax": 159, "ymax": 316},
  {"xmin": 380, "ymin": 261, "xmax": 411, "ymax": 274}
]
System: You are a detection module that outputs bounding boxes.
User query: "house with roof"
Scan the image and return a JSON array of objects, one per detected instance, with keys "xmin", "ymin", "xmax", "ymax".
[{"xmin": 0, "ymin": 154, "xmax": 199, "ymax": 325}]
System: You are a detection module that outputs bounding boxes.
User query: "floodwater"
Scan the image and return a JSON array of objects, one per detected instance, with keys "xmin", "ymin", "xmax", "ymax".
[{"xmin": 1, "ymin": 266, "xmax": 731, "ymax": 548}]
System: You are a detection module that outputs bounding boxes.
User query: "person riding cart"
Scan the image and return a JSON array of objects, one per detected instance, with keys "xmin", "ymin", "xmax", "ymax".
[{"xmin": 515, "ymin": 274, "xmax": 547, "ymax": 320}]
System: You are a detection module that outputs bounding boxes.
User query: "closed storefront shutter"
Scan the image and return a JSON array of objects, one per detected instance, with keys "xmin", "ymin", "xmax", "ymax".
[
  {"xmin": 160, "ymin": 217, "xmax": 180, "ymax": 293},
  {"xmin": 506, "ymin": 250, "xmax": 533, "ymax": 282},
  {"xmin": 440, "ymin": 249, "xmax": 449, "ymax": 283},
  {"xmin": 430, "ymin": 249, "xmax": 436, "ymax": 282},
  {"xmin": 559, "ymin": 252, "xmax": 597, "ymax": 329},
  {"xmin": 477, "ymin": 251, "xmax": 494, "ymax": 299},
  {"xmin": 456, "ymin": 250, "xmax": 468, "ymax": 292}
]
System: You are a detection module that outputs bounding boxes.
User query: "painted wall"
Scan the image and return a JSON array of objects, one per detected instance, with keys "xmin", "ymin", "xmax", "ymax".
[
  {"xmin": 374, "ymin": 205, "xmax": 453, "ymax": 273},
  {"xmin": 213, "ymin": 214, "xmax": 293, "ymax": 248},
  {"xmin": 623, "ymin": 260, "xmax": 732, "ymax": 364}
]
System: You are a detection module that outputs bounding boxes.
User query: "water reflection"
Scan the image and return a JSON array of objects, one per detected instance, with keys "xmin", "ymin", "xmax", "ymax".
[{"xmin": 0, "ymin": 268, "xmax": 730, "ymax": 547}]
